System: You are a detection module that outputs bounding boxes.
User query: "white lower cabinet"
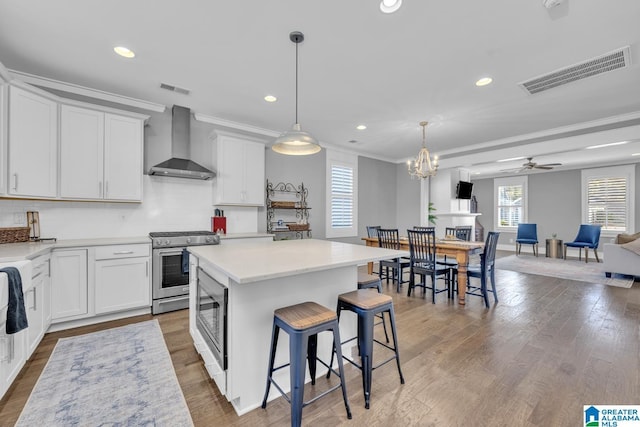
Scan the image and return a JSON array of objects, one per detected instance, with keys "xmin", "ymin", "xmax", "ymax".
[
  {"xmin": 51, "ymin": 244, "xmax": 151, "ymax": 326},
  {"xmin": 95, "ymin": 250, "xmax": 150, "ymax": 314},
  {"xmin": 25, "ymin": 255, "xmax": 51, "ymax": 358},
  {"xmin": 0, "ymin": 323, "xmax": 26, "ymax": 399},
  {"xmin": 51, "ymin": 249, "xmax": 88, "ymax": 321}
]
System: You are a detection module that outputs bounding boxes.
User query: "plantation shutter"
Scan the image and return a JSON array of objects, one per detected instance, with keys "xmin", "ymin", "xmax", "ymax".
[
  {"xmin": 587, "ymin": 176, "xmax": 627, "ymax": 231},
  {"xmin": 497, "ymin": 184, "xmax": 523, "ymax": 227},
  {"xmin": 331, "ymin": 165, "xmax": 353, "ymax": 229}
]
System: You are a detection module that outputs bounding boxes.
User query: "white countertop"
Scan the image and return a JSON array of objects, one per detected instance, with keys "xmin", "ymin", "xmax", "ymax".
[
  {"xmin": 0, "ymin": 236, "xmax": 150, "ymax": 262},
  {"xmin": 218, "ymin": 232, "xmax": 274, "ymax": 240},
  {"xmin": 189, "ymin": 238, "xmax": 406, "ymax": 284}
]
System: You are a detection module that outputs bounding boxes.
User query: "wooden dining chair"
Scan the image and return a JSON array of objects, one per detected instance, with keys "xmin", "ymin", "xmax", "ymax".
[
  {"xmin": 377, "ymin": 228, "xmax": 410, "ymax": 292},
  {"xmin": 406, "ymin": 229, "xmax": 452, "ymax": 303},
  {"xmin": 413, "ymin": 226, "xmax": 435, "ymax": 232}
]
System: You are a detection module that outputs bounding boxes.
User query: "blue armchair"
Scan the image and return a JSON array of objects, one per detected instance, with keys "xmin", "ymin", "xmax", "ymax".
[
  {"xmin": 516, "ymin": 223, "xmax": 538, "ymax": 257},
  {"xmin": 564, "ymin": 224, "xmax": 601, "ymax": 263}
]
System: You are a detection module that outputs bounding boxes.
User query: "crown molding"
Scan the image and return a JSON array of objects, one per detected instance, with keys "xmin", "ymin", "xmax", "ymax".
[
  {"xmin": 9, "ymin": 69, "xmax": 166, "ymax": 113},
  {"xmin": 194, "ymin": 113, "xmax": 280, "ymax": 138}
]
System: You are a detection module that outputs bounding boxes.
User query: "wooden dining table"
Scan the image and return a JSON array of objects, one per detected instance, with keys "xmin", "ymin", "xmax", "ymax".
[{"xmin": 362, "ymin": 237, "xmax": 484, "ymax": 305}]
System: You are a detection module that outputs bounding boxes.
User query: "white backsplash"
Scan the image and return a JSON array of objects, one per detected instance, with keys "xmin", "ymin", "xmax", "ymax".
[{"xmin": 0, "ymin": 175, "xmax": 259, "ymax": 239}]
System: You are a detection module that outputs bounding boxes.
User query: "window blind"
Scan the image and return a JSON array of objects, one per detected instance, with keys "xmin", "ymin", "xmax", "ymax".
[
  {"xmin": 331, "ymin": 165, "xmax": 353, "ymax": 228},
  {"xmin": 587, "ymin": 176, "xmax": 627, "ymax": 231},
  {"xmin": 497, "ymin": 184, "xmax": 523, "ymax": 227}
]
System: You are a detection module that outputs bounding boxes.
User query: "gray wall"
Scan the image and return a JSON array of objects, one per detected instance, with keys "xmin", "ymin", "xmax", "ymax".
[
  {"xmin": 396, "ymin": 163, "xmax": 421, "ymax": 235},
  {"xmin": 357, "ymin": 157, "xmax": 398, "ymax": 240},
  {"xmin": 472, "ymin": 162, "xmax": 640, "ymax": 246},
  {"xmin": 262, "ymin": 149, "xmax": 326, "ymax": 238}
]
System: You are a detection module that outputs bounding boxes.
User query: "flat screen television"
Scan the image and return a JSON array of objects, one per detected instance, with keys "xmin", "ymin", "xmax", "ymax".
[{"xmin": 456, "ymin": 181, "xmax": 473, "ymax": 199}]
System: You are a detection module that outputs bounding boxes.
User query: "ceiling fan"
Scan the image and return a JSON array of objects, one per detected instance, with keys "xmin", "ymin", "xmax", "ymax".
[{"xmin": 501, "ymin": 157, "xmax": 562, "ymax": 173}]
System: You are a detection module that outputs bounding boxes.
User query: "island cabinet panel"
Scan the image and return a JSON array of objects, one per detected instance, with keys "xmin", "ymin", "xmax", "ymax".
[
  {"xmin": 214, "ymin": 132, "xmax": 265, "ymax": 206},
  {"xmin": 8, "ymin": 85, "xmax": 58, "ymax": 198},
  {"xmin": 51, "ymin": 249, "xmax": 88, "ymax": 321}
]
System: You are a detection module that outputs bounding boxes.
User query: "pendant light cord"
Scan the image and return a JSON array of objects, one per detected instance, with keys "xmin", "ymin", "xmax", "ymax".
[{"xmin": 295, "ymin": 40, "xmax": 299, "ymax": 124}]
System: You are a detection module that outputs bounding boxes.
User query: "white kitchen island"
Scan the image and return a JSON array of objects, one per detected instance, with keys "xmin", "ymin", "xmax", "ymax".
[{"xmin": 188, "ymin": 238, "xmax": 405, "ymax": 416}]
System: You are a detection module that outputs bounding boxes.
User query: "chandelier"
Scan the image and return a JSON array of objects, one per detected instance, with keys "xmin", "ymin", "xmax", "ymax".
[{"xmin": 407, "ymin": 121, "xmax": 438, "ymax": 178}]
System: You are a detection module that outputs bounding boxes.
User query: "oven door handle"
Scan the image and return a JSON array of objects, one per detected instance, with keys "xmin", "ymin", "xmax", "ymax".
[{"xmin": 154, "ymin": 248, "xmax": 187, "ymax": 256}]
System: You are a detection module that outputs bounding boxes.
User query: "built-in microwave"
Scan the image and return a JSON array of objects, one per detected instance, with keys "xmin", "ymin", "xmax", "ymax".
[{"xmin": 195, "ymin": 267, "xmax": 228, "ymax": 370}]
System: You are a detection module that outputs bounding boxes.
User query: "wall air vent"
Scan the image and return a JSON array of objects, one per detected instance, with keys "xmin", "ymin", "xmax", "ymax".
[
  {"xmin": 160, "ymin": 83, "xmax": 191, "ymax": 95},
  {"xmin": 518, "ymin": 46, "xmax": 631, "ymax": 95}
]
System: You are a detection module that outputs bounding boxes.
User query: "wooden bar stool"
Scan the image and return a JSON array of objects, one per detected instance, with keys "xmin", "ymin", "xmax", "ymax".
[
  {"xmin": 261, "ymin": 301, "xmax": 352, "ymax": 427},
  {"xmin": 328, "ymin": 289, "xmax": 405, "ymax": 409},
  {"xmin": 357, "ymin": 273, "xmax": 389, "ymax": 343}
]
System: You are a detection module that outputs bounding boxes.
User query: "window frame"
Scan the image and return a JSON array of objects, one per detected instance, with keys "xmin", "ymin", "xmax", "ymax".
[
  {"xmin": 325, "ymin": 149, "xmax": 358, "ymax": 238},
  {"xmin": 581, "ymin": 164, "xmax": 635, "ymax": 237},
  {"xmin": 494, "ymin": 176, "xmax": 528, "ymax": 231}
]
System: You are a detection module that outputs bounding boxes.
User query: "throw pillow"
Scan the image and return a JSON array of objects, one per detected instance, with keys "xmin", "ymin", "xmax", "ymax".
[
  {"xmin": 616, "ymin": 232, "xmax": 640, "ymax": 244},
  {"xmin": 621, "ymin": 237, "xmax": 640, "ymax": 256}
]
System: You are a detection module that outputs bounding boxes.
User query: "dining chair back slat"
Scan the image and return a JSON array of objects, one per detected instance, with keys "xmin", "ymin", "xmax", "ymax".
[
  {"xmin": 366, "ymin": 226, "xmax": 381, "ymax": 239},
  {"xmin": 377, "ymin": 228, "xmax": 410, "ymax": 292},
  {"xmin": 406, "ymin": 229, "xmax": 452, "ymax": 303}
]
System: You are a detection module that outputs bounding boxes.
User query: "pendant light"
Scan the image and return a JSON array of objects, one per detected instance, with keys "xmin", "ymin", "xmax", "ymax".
[{"xmin": 272, "ymin": 31, "xmax": 321, "ymax": 155}]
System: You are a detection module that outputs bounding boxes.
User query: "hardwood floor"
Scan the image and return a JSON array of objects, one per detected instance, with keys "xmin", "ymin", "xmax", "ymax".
[{"xmin": 1, "ymin": 263, "xmax": 639, "ymax": 426}]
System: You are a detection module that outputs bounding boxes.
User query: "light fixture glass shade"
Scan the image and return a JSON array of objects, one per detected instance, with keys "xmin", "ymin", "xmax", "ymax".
[{"xmin": 272, "ymin": 123, "xmax": 321, "ymax": 155}]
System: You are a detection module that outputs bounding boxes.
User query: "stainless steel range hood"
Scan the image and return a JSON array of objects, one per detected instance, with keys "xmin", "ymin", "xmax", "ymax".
[{"xmin": 149, "ymin": 105, "xmax": 215, "ymax": 180}]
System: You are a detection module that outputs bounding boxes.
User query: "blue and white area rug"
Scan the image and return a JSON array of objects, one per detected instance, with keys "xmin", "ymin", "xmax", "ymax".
[{"xmin": 16, "ymin": 320, "xmax": 194, "ymax": 426}]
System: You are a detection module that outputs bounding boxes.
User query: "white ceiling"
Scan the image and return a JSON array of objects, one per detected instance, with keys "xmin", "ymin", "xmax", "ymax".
[{"xmin": 1, "ymin": 0, "xmax": 639, "ymax": 176}]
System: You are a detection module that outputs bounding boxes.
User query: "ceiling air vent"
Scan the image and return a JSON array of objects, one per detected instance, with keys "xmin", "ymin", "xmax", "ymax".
[
  {"xmin": 519, "ymin": 46, "xmax": 631, "ymax": 95},
  {"xmin": 160, "ymin": 82, "xmax": 191, "ymax": 95}
]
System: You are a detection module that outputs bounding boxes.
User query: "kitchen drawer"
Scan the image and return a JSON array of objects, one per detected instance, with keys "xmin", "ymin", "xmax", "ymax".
[{"xmin": 94, "ymin": 244, "xmax": 150, "ymax": 260}]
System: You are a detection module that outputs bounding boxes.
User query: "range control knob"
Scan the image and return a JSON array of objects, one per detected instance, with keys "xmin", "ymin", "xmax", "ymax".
[
  {"xmin": 205, "ymin": 236, "xmax": 213, "ymax": 243},
  {"xmin": 186, "ymin": 237, "xmax": 192, "ymax": 244},
  {"xmin": 164, "ymin": 239, "xmax": 171, "ymax": 246}
]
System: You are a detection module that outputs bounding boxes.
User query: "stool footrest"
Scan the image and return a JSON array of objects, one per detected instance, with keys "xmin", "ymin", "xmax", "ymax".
[{"xmin": 266, "ymin": 355, "xmax": 347, "ymax": 409}]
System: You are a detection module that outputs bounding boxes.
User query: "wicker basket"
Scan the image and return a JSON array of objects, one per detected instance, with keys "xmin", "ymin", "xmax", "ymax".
[
  {"xmin": 271, "ymin": 201, "xmax": 296, "ymax": 208},
  {"xmin": 287, "ymin": 224, "xmax": 309, "ymax": 231},
  {"xmin": 0, "ymin": 227, "xmax": 30, "ymax": 244}
]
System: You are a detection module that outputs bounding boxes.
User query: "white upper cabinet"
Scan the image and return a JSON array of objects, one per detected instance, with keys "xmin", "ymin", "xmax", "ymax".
[
  {"xmin": 214, "ymin": 131, "xmax": 265, "ymax": 206},
  {"xmin": 60, "ymin": 105, "xmax": 104, "ymax": 199},
  {"xmin": 103, "ymin": 113, "xmax": 143, "ymax": 201},
  {"xmin": 59, "ymin": 106, "xmax": 144, "ymax": 201},
  {"xmin": 8, "ymin": 86, "xmax": 58, "ymax": 198}
]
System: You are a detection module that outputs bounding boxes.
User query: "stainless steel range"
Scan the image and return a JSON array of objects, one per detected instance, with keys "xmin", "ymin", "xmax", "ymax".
[{"xmin": 150, "ymin": 230, "xmax": 220, "ymax": 314}]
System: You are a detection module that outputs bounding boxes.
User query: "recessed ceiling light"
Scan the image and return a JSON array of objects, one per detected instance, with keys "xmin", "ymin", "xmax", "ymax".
[
  {"xmin": 380, "ymin": 0, "xmax": 402, "ymax": 13},
  {"xmin": 264, "ymin": 95, "xmax": 277, "ymax": 102},
  {"xmin": 356, "ymin": 125, "xmax": 367, "ymax": 130},
  {"xmin": 632, "ymin": 153, "xmax": 640, "ymax": 156},
  {"xmin": 585, "ymin": 141, "xmax": 628, "ymax": 150},
  {"xmin": 113, "ymin": 46, "xmax": 135, "ymax": 58},
  {"xmin": 496, "ymin": 156, "xmax": 525, "ymax": 163},
  {"xmin": 348, "ymin": 140, "xmax": 358, "ymax": 144},
  {"xmin": 475, "ymin": 77, "xmax": 493, "ymax": 87}
]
